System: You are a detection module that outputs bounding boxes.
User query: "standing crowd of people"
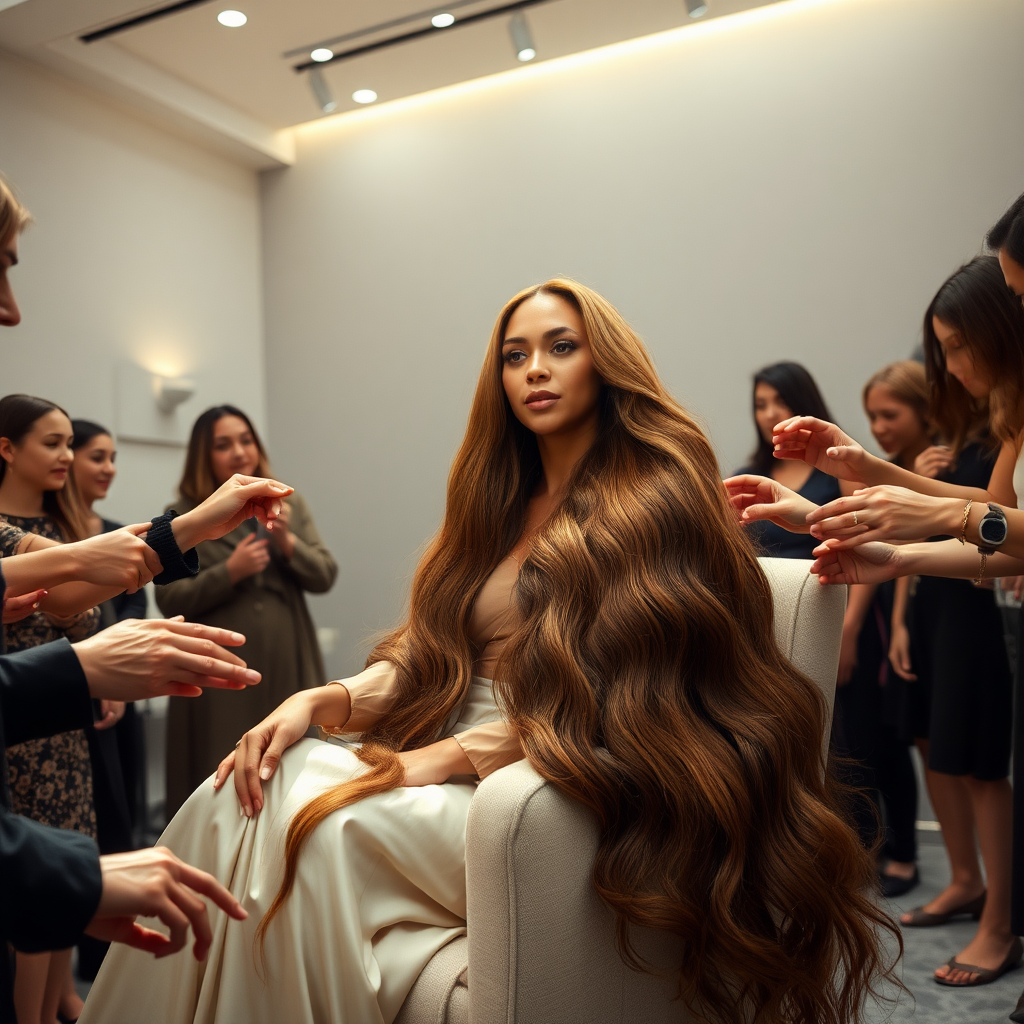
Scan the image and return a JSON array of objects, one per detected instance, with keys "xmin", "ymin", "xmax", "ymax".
[{"xmin": 6, "ymin": 168, "xmax": 1024, "ymax": 1024}]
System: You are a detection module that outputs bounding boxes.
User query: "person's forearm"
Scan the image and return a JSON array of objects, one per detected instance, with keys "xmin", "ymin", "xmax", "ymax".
[
  {"xmin": 169, "ymin": 510, "xmax": 204, "ymax": 554},
  {"xmin": 891, "ymin": 575, "xmax": 911, "ymax": 628},
  {"xmin": 39, "ymin": 581, "xmax": 123, "ymax": 618},
  {"xmin": 1, "ymin": 544, "xmax": 86, "ymax": 596},
  {"xmin": 309, "ymin": 682, "xmax": 353, "ymax": 731},
  {"xmin": 842, "ymin": 582, "xmax": 877, "ymax": 634},
  {"xmin": 862, "ymin": 456, "xmax": 992, "ymax": 502},
  {"xmin": 900, "ymin": 538, "xmax": 1024, "ymax": 580}
]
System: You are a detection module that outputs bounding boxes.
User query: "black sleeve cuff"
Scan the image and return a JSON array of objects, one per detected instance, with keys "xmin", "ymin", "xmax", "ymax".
[
  {"xmin": 0, "ymin": 640, "xmax": 93, "ymax": 748},
  {"xmin": 148, "ymin": 511, "xmax": 200, "ymax": 585}
]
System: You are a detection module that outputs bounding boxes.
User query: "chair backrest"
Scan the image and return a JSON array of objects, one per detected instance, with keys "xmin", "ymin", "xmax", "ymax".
[{"xmin": 465, "ymin": 557, "xmax": 847, "ymax": 1024}]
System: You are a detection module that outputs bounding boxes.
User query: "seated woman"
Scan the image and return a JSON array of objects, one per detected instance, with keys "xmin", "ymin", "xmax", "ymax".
[{"xmin": 82, "ymin": 281, "xmax": 896, "ymax": 1024}]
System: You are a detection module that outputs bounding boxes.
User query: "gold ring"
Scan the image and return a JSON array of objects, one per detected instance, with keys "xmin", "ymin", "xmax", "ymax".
[{"xmin": 853, "ymin": 511, "xmax": 859, "ymax": 526}]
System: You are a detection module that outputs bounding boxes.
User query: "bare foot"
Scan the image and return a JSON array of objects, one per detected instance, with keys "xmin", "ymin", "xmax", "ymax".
[
  {"xmin": 934, "ymin": 930, "xmax": 1019, "ymax": 985},
  {"xmin": 900, "ymin": 880, "xmax": 984, "ymax": 924}
]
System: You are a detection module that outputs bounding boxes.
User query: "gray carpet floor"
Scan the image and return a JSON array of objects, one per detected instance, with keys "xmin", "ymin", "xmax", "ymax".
[{"xmin": 871, "ymin": 830, "xmax": 1021, "ymax": 1024}]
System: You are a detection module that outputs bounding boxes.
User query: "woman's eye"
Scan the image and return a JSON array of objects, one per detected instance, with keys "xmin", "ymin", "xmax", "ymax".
[
  {"xmin": 552, "ymin": 341, "xmax": 576, "ymax": 355},
  {"xmin": 503, "ymin": 350, "xmax": 525, "ymax": 363}
]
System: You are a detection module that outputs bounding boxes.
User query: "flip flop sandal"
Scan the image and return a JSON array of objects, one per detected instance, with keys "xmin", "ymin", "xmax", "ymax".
[
  {"xmin": 934, "ymin": 937, "xmax": 1023, "ymax": 987},
  {"xmin": 901, "ymin": 891, "xmax": 986, "ymax": 927}
]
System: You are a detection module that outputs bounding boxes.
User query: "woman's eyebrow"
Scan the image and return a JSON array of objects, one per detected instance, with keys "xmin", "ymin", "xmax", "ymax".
[{"xmin": 502, "ymin": 326, "xmax": 578, "ymax": 347}]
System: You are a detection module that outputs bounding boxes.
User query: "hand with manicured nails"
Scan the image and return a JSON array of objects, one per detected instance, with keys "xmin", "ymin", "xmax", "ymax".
[
  {"xmin": 722, "ymin": 474, "xmax": 818, "ymax": 533},
  {"xmin": 73, "ymin": 617, "xmax": 261, "ymax": 701},
  {"xmin": 2, "ymin": 588, "xmax": 45, "ymax": 623},
  {"xmin": 806, "ymin": 486, "xmax": 961, "ymax": 550},
  {"xmin": 172, "ymin": 474, "xmax": 294, "ymax": 552},
  {"xmin": 810, "ymin": 539, "xmax": 906, "ymax": 586},
  {"xmin": 226, "ymin": 534, "xmax": 271, "ymax": 584},
  {"xmin": 85, "ymin": 847, "xmax": 247, "ymax": 960},
  {"xmin": 771, "ymin": 416, "xmax": 870, "ymax": 482}
]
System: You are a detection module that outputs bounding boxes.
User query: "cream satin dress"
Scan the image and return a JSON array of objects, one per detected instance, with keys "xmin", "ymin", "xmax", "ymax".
[{"xmin": 81, "ymin": 558, "xmax": 524, "ymax": 1024}]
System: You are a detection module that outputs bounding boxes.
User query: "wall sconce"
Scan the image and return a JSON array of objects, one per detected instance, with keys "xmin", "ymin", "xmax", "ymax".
[{"xmin": 154, "ymin": 375, "xmax": 195, "ymax": 414}]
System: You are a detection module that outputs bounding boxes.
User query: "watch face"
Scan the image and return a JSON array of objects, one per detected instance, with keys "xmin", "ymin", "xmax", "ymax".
[{"xmin": 980, "ymin": 516, "xmax": 1008, "ymax": 546}]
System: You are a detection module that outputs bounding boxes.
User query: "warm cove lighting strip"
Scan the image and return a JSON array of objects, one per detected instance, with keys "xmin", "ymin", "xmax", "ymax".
[{"xmin": 294, "ymin": 0, "xmax": 859, "ymax": 136}]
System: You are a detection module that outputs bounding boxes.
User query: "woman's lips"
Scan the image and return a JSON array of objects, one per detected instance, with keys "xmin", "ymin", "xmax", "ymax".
[{"xmin": 525, "ymin": 390, "xmax": 559, "ymax": 410}]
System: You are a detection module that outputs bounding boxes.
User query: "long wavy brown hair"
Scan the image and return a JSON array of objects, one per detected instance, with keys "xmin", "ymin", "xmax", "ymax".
[{"xmin": 258, "ymin": 280, "xmax": 899, "ymax": 1022}]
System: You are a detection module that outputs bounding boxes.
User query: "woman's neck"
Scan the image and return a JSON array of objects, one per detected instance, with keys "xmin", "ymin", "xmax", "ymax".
[
  {"xmin": 535, "ymin": 415, "xmax": 599, "ymax": 498},
  {"xmin": 0, "ymin": 473, "xmax": 45, "ymax": 518}
]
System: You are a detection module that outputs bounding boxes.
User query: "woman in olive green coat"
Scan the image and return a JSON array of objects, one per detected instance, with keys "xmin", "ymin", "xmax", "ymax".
[{"xmin": 157, "ymin": 406, "xmax": 337, "ymax": 815}]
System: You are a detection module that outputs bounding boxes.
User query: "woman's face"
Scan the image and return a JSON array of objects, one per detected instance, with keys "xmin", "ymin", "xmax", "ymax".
[
  {"xmin": 73, "ymin": 434, "xmax": 116, "ymax": 505},
  {"xmin": 209, "ymin": 415, "xmax": 260, "ymax": 485},
  {"xmin": 998, "ymin": 248, "xmax": 1024, "ymax": 308},
  {"xmin": 501, "ymin": 292, "xmax": 603, "ymax": 439},
  {"xmin": 753, "ymin": 382, "xmax": 792, "ymax": 444},
  {"xmin": 864, "ymin": 385, "xmax": 928, "ymax": 458},
  {"xmin": 1, "ymin": 409, "xmax": 74, "ymax": 492},
  {"xmin": 932, "ymin": 315, "xmax": 991, "ymax": 399}
]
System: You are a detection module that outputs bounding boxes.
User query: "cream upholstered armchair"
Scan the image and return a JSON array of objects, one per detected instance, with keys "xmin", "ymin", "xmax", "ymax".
[{"xmin": 396, "ymin": 557, "xmax": 846, "ymax": 1024}]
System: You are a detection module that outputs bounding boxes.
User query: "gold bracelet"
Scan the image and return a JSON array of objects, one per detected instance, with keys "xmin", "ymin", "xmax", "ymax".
[
  {"xmin": 974, "ymin": 551, "xmax": 988, "ymax": 587},
  {"xmin": 959, "ymin": 499, "xmax": 973, "ymax": 545},
  {"xmin": 317, "ymin": 680, "xmax": 349, "ymax": 738}
]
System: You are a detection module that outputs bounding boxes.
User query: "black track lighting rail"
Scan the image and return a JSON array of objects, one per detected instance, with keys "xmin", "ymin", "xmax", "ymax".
[
  {"xmin": 292, "ymin": 0, "xmax": 554, "ymax": 73},
  {"xmin": 81, "ymin": 0, "xmax": 215, "ymax": 43}
]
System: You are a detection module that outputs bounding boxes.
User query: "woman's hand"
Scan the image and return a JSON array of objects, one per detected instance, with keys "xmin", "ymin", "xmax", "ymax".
[
  {"xmin": 805, "ymin": 486, "xmax": 963, "ymax": 549},
  {"xmin": 94, "ymin": 700, "xmax": 127, "ymax": 731},
  {"xmin": 269, "ymin": 501, "xmax": 296, "ymax": 559},
  {"xmin": 810, "ymin": 539, "xmax": 906, "ymax": 586},
  {"xmin": 2, "ymin": 588, "xmax": 45, "ymax": 623},
  {"xmin": 172, "ymin": 475, "xmax": 294, "ymax": 551},
  {"xmin": 226, "ymin": 533, "xmax": 271, "ymax": 584},
  {"xmin": 914, "ymin": 445, "xmax": 954, "ymax": 480},
  {"xmin": 722, "ymin": 474, "xmax": 818, "ymax": 533},
  {"xmin": 771, "ymin": 416, "xmax": 870, "ymax": 482},
  {"xmin": 215, "ymin": 685, "xmax": 350, "ymax": 816},
  {"xmin": 889, "ymin": 622, "xmax": 917, "ymax": 681},
  {"xmin": 398, "ymin": 738, "xmax": 474, "ymax": 787},
  {"xmin": 1000, "ymin": 575, "xmax": 1024, "ymax": 602}
]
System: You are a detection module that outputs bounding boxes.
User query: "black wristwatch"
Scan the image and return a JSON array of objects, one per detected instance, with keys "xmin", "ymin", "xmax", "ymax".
[{"xmin": 977, "ymin": 502, "xmax": 1009, "ymax": 555}]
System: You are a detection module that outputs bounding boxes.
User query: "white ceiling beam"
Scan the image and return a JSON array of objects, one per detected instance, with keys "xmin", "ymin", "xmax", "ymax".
[{"xmin": 42, "ymin": 35, "xmax": 295, "ymax": 169}]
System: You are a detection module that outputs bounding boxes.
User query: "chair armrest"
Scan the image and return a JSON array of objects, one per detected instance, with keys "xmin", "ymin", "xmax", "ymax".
[{"xmin": 465, "ymin": 760, "xmax": 687, "ymax": 1024}]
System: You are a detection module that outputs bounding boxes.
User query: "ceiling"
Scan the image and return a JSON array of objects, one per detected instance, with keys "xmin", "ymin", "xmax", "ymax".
[{"xmin": 0, "ymin": 0, "xmax": 779, "ymax": 165}]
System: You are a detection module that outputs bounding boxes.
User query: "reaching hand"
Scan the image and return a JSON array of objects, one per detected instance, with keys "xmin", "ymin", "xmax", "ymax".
[
  {"xmin": 213, "ymin": 688, "xmax": 333, "ymax": 817},
  {"xmin": 913, "ymin": 445, "xmax": 955, "ymax": 480},
  {"xmin": 771, "ymin": 416, "xmax": 870, "ymax": 482},
  {"xmin": 226, "ymin": 534, "xmax": 271, "ymax": 584},
  {"xmin": 269, "ymin": 500, "xmax": 296, "ymax": 559},
  {"xmin": 72, "ymin": 526, "xmax": 164, "ymax": 592},
  {"xmin": 805, "ymin": 486, "xmax": 960, "ymax": 549},
  {"xmin": 2, "ymin": 588, "xmax": 45, "ymax": 623},
  {"xmin": 73, "ymin": 617, "xmax": 261, "ymax": 701},
  {"xmin": 86, "ymin": 847, "xmax": 246, "ymax": 960},
  {"xmin": 809, "ymin": 539, "xmax": 906, "ymax": 586},
  {"xmin": 173, "ymin": 475, "xmax": 293, "ymax": 550},
  {"xmin": 722, "ymin": 474, "xmax": 818, "ymax": 533}
]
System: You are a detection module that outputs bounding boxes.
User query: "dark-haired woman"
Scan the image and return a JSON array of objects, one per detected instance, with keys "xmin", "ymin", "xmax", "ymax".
[
  {"xmin": 83, "ymin": 282, "xmax": 897, "ymax": 1024},
  {"xmin": 70, "ymin": 419, "xmax": 149, "ymax": 984},
  {"xmin": 0, "ymin": 394, "xmax": 100, "ymax": 1024},
  {"xmin": 739, "ymin": 361, "xmax": 843, "ymax": 558},
  {"xmin": 762, "ymin": 255, "xmax": 1022, "ymax": 989},
  {"xmin": 156, "ymin": 406, "xmax": 337, "ymax": 816}
]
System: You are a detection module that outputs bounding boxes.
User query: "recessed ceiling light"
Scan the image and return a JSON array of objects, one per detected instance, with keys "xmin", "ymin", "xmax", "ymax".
[
  {"xmin": 431, "ymin": 13, "xmax": 455, "ymax": 28},
  {"xmin": 217, "ymin": 10, "xmax": 247, "ymax": 27},
  {"xmin": 352, "ymin": 89, "xmax": 378, "ymax": 105},
  {"xmin": 310, "ymin": 47, "xmax": 334, "ymax": 62}
]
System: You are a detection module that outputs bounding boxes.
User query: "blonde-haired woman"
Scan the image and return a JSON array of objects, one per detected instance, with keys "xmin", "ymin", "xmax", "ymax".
[
  {"xmin": 84, "ymin": 281, "xmax": 897, "ymax": 1024},
  {"xmin": 156, "ymin": 405, "xmax": 337, "ymax": 815}
]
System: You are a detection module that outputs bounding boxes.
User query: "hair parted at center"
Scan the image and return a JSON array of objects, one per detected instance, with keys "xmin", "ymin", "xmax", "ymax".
[
  {"xmin": 258, "ymin": 280, "xmax": 899, "ymax": 1022},
  {"xmin": 177, "ymin": 404, "xmax": 271, "ymax": 504}
]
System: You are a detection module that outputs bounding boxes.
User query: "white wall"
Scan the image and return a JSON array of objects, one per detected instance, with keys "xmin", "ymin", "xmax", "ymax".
[
  {"xmin": 0, "ymin": 52, "xmax": 266, "ymax": 528},
  {"xmin": 261, "ymin": 0, "xmax": 1024, "ymax": 677}
]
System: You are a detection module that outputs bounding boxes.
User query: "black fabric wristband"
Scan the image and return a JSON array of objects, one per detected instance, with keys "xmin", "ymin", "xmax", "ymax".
[{"xmin": 147, "ymin": 511, "xmax": 200, "ymax": 585}]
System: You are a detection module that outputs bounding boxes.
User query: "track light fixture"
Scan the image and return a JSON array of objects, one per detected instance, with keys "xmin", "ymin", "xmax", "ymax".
[
  {"xmin": 509, "ymin": 10, "xmax": 535, "ymax": 62},
  {"xmin": 685, "ymin": 0, "xmax": 708, "ymax": 17},
  {"xmin": 308, "ymin": 66, "xmax": 337, "ymax": 113},
  {"xmin": 431, "ymin": 12, "xmax": 455, "ymax": 28}
]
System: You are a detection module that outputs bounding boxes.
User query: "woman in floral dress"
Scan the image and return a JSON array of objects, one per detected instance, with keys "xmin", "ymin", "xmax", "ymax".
[{"xmin": 0, "ymin": 393, "xmax": 99, "ymax": 1024}]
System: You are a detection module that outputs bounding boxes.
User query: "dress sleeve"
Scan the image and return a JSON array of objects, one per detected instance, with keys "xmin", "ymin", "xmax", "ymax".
[
  {"xmin": 282, "ymin": 494, "xmax": 337, "ymax": 594},
  {"xmin": 452, "ymin": 719, "xmax": 524, "ymax": 778},
  {"xmin": 330, "ymin": 660, "xmax": 400, "ymax": 734},
  {"xmin": 0, "ymin": 519, "xmax": 28, "ymax": 558}
]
